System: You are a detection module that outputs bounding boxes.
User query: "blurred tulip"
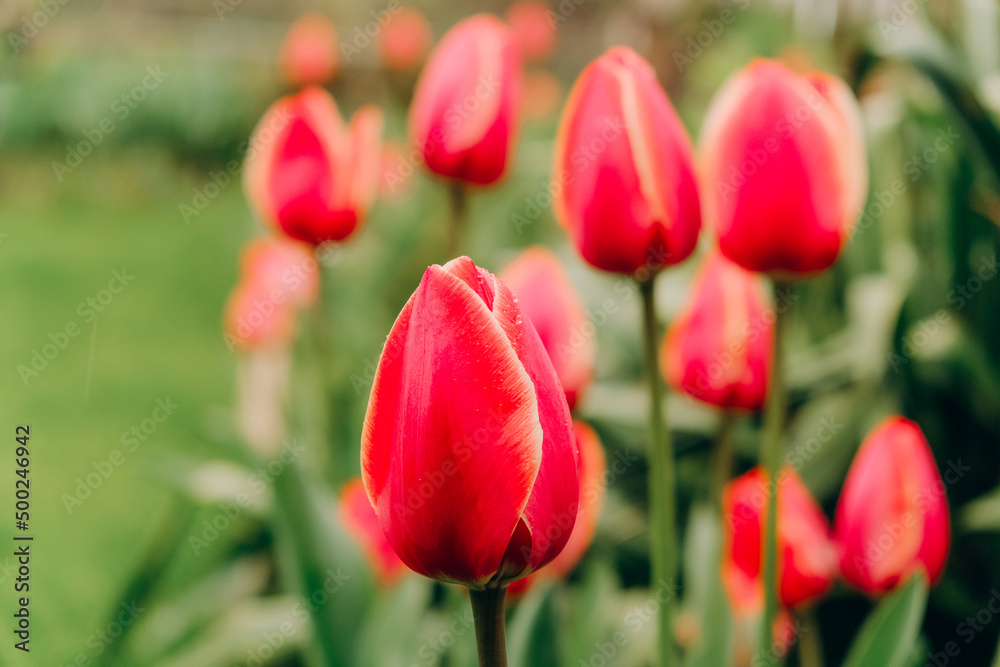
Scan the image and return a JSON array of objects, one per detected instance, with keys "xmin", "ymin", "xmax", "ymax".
[
  {"xmin": 499, "ymin": 246, "xmax": 594, "ymax": 411},
  {"xmin": 661, "ymin": 251, "xmax": 773, "ymax": 410},
  {"xmin": 505, "ymin": 1, "xmax": 556, "ymax": 62},
  {"xmin": 554, "ymin": 47, "xmax": 701, "ymax": 275},
  {"xmin": 522, "ymin": 69, "xmax": 562, "ymax": 121},
  {"xmin": 361, "ymin": 256, "xmax": 579, "ymax": 588},
  {"xmin": 835, "ymin": 416, "xmax": 950, "ymax": 595},
  {"xmin": 224, "ymin": 280, "xmax": 298, "ymax": 352},
  {"xmin": 244, "ymin": 86, "xmax": 383, "ymax": 246},
  {"xmin": 378, "ymin": 7, "xmax": 432, "ymax": 71},
  {"xmin": 340, "ymin": 478, "xmax": 408, "ymax": 585},
  {"xmin": 722, "ymin": 466, "xmax": 837, "ymax": 613},
  {"xmin": 509, "ymin": 421, "xmax": 606, "ymax": 596},
  {"xmin": 378, "ymin": 140, "xmax": 414, "ymax": 200},
  {"xmin": 279, "ymin": 14, "xmax": 339, "ymax": 87},
  {"xmin": 700, "ymin": 59, "xmax": 868, "ymax": 276},
  {"xmin": 239, "ymin": 237, "xmax": 319, "ymax": 308},
  {"xmin": 409, "ymin": 14, "xmax": 522, "ymax": 185}
]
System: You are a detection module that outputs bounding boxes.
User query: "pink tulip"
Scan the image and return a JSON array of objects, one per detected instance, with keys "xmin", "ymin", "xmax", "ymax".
[
  {"xmin": 835, "ymin": 416, "xmax": 950, "ymax": 595},
  {"xmin": 700, "ymin": 59, "xmax": 868, "ymax": 276},
  {"xmin": 244, "ymin": 87, "xmax": 383, "ymax": 246},
  {"xmin": 279, "ymin": 14, "xmax": 339, "ymax": 87},
  {"xmin": 554, "ymin": 47, "xmax": 701, "ymax": 275},
  {"xmin": 499, "ymin": 247, "xmax": 595, "ymax": 411},
  {"xmin": 409, "ymin": 14, "xmax": 522, "ymax": 185}
]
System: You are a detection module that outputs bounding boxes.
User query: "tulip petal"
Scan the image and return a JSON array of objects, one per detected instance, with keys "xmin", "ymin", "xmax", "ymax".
[{"xmin": 361, "ymin": 261, "xmax": 544, "ymax": 587}]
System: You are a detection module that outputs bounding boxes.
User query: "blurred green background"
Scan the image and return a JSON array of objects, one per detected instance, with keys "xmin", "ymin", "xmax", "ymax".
[{"xmin": 2, "ymin": 0, "xmax": 1000, "ymax": 665}]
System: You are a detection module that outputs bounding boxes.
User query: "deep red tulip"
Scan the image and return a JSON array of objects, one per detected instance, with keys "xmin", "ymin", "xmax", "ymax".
[
  {"xmin": 409, "ymin": 14, "xmax": 522, "ymax": 186},
  {"xmin": 378, "ymin": 7, "xmax": 432, "ymax": 72},
  {"xmin": 835, "ymin": 416, "xmax": 950, "ymax": 595},
  {"xmin": 361, "ymin": 256, "xmax": 579, "ymax": 589},
  {"xmin": 700, "ymin": 59, "xmax": 868, "ymax": 276},
  {"xmin": 244, "ymin": 87, "xmax": 383, "ymax": 246},
  {"xmin": 554, "ymin": 47, "xmax": 701, "ymax": 275},
  {"xmin": 505, "ymin": 1, "xmax": 556, "ymax": 62},
  {"xmin": 661, "ymin": 251, "xmax": 773, "ymax": 411},
  {"xmin": 239, "ymin": 237, "xmax": 319, "ymax": 308},
  {"xmin": 509, "ymin": 421, "xmax": 606, "ymax": 596},
  {"xmin": 340, "ymin": 478, "xmax": 408, "ymax": 585},
  {"xmin": 723, "ymin": 466, "xmax": 837, "ymax": 613},
  {"xmin": 279, "ymin": 14, "xmax": 339, "ymax": 87},
  {"xmin": 499, "ymin": 247, "xmax": 594, "ymax": 411}
]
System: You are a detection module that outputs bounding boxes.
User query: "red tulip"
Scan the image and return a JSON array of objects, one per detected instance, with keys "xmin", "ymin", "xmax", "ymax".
[
  {"xmin": 340, "ymin": 478, "xmax": 408, "ymax": 585},
  {"xmin": 722, "ymin": 466, "xmax": 837, "ymax": 613},
  {"xmin": 279, "ymin": 14, "xmax": 339, "ymax": 87},
  {"xmin": 509, "ymin": 421, "xmax": 606, "ymax": 596},
  {"xmin": 554, "ymin": 47, "xmax": 701, "ymax": 275},
  {"xmin": 499, "ymin": 247, "xmax": 594, "ymax": 411},
  {"xmin": 661, "ymin": 251, "xmax": 773, "ymax": 411},
  {"xmin": 505, "ymin": 1, "xmax": 556, "ymax": 62},
  {"xmin": 700, "ymin": 59, "xmax": 868, "ymax": 276},
  {"xmin": 835, "ymin": 416, "xmax": 950, "ymax": 595},
  {"xmin": 378, "ymin": 7, "xmax": 432, "ymax": 72},
  {"xmin": 409, "ymin": 14, "xmax": 522, "ymax": 185},
  {"xmin": 239, "ymin": 237, "xmax": 319, "ymax": 308},
  {"xmin": 244, "ymin": 87, "xmax": 383, "ymax": 246},
  {"xmin": 361, "ymin": 256, "xmax": 579, "ymax": 588}
]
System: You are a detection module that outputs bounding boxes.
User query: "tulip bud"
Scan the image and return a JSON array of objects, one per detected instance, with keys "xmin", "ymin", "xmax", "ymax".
[
  {"xmin": 700, "ymin": 59, "xmax": 868, "ymax": 276},
  {"xmin": 835, "ymin": 416, "xmax": 950, "ymax": 595},
  {"xmin": 661, "ymin": 251, "xmax": 773, "ymax": 411},
  {"xmin": 508, "ymin": 421, "xmax": 606, "ymax": 596},
  {"xmin": 378, "ymin": 7, "xmax": 432, "ymax": 72},
  {"xmin": 224, "ymin": 281, "xmax": 298, "ymax": 352},
  {"xmin": 239, "ymin": 237, "xmax": 319, "ymax": 308},
  {"xmin": 722, "ymin": 466, "xmax": 837, "ymax": 613},
  {"xmin": 554, "ymin": 47, "xmax": 701, "ymax": 276},
  {"xmin": 499, "ymin": 247, "xmax": 595, "ymax": 411},
  {"xmin": 340, "ymin": 478, "xmax": 408, "ymax": 585},
  {"xmin": 409, "ymin": 14, "xmax": 522, "ymax": 185},
  {"xmin": 361, "ymin": 256, "xmax": 580, "ymax": 589},
  {"xmin": 505, "ymin": 1, "xmax": 556, "ymax": 62},
  {"xmin": 279, "ymin": 14, "xmax": 339, "ymax": 87},
  {"xmin": 244, "ymin": 87, "xmax": 383, "ymax": 246}
]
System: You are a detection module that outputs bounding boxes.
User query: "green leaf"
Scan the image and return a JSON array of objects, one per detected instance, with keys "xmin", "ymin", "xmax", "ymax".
[
  {"xmin": 843, "ymin": 571, "xmax": 929, "ymax": 667},
  {"xmin": 507, "ymin": 582, "xmax": 560, "ymax": 667},
  {"xmin": 682, "ymin": 504, "xmax": 732, "ymax": 667}
]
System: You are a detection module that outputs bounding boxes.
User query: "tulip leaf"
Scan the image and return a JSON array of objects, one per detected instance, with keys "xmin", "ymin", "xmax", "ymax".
[
  {"xmin": 682, "ymin": 503, "xmax": 733, "ymax": 667},
  {"xmin": 842, "ymin": 571, "xmax": 929, "ymax": 667},
  {"xmin": 507, "ymin": 582, "xmax": 560, "ymax": 667},
  {"xmin": 355, "ymin": 576, "xmax": 435, "ymax": 667}
]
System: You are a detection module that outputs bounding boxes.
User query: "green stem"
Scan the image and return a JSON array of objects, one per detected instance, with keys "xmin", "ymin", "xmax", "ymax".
[
  {"xmin": 797, "ymin": 608, "xmax": 824, "ymax": 667},
  {"xmin": 446, "ymin": 181, "xmax": 468, "ymax": 258},
  {"xmin": 469, "ymin": 586, "xmax": 508, "ymax": 667},
  {"xmin": 760, "ymin": 281, "xmax": 789, "ymax": 657},
  {"xmin": 640, "ymin": 276, "xmax": 678, "ymax": 667},
  {"xmin": 712, "ymin": 412, "xmax": 736, "ymax": 509}
]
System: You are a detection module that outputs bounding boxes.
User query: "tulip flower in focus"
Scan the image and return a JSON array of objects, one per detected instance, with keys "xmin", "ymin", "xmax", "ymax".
[
  {"xmin": 554, "ymin": 47, "xmax": 701, "ymax": 275},
  {"xmin": 509, "ymin": 421, "xmax": 606, "ymax": 596},
  {"xmin": 661, "ymin": 251, "xmax": 773, "ymax": 411},
  {"xmin": 505, "ymin": 1, "xmax": 556, "ymax": 62},
  {"xmin": 279, "ymin": 14, "xmax": 339, "ymax": 87},
  {"xmin": 835, "ymin": 416, "xmax": 950, "ymax": 595},
  {"xmin": 361, "ymin": 256, "xmax": 579, "ymax": 589},
  {"xmin": 409, "ymin": 15, "xmax": 522, "ymax": 185},
  {"xmin": 340, "ymin": 478, "xmax": 408, "ymax": 585},
  {"xmin": 499, "ymin": 246, "xmax": 594, "ymax": 411},
  {"xmin": 244, "ymin": 87, "xmax": 383, "ymax": 246},
  {"xmin": 378, "ymin": 7, "xmax": 432, "ymax": 72},
  {"xmin": 700, "ymin": 59, "xmax": 868, "ymax": 276},
  {"xmin": 722, "ymin": 466, "xmax": 837, "ymax": 613}
]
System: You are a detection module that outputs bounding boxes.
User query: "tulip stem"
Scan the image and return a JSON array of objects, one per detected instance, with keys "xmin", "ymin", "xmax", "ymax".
[
  {"xmin": 639, "ymin": 276, "xmax": 678, "ymax": 667},
  {"xmin": 447, "ymin": 181, "xmax": 469, "ymax": 258},
  {"xmin": 760, "ymin": 280, "xmax": 789, "ymax": 657},
  {"xmin": 797, "ymin": 608, "xmax": 824, "ymax": 667},
  {"xmin": 469, "ymin": 586, "xmax": 508, "ymax": 667}
]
